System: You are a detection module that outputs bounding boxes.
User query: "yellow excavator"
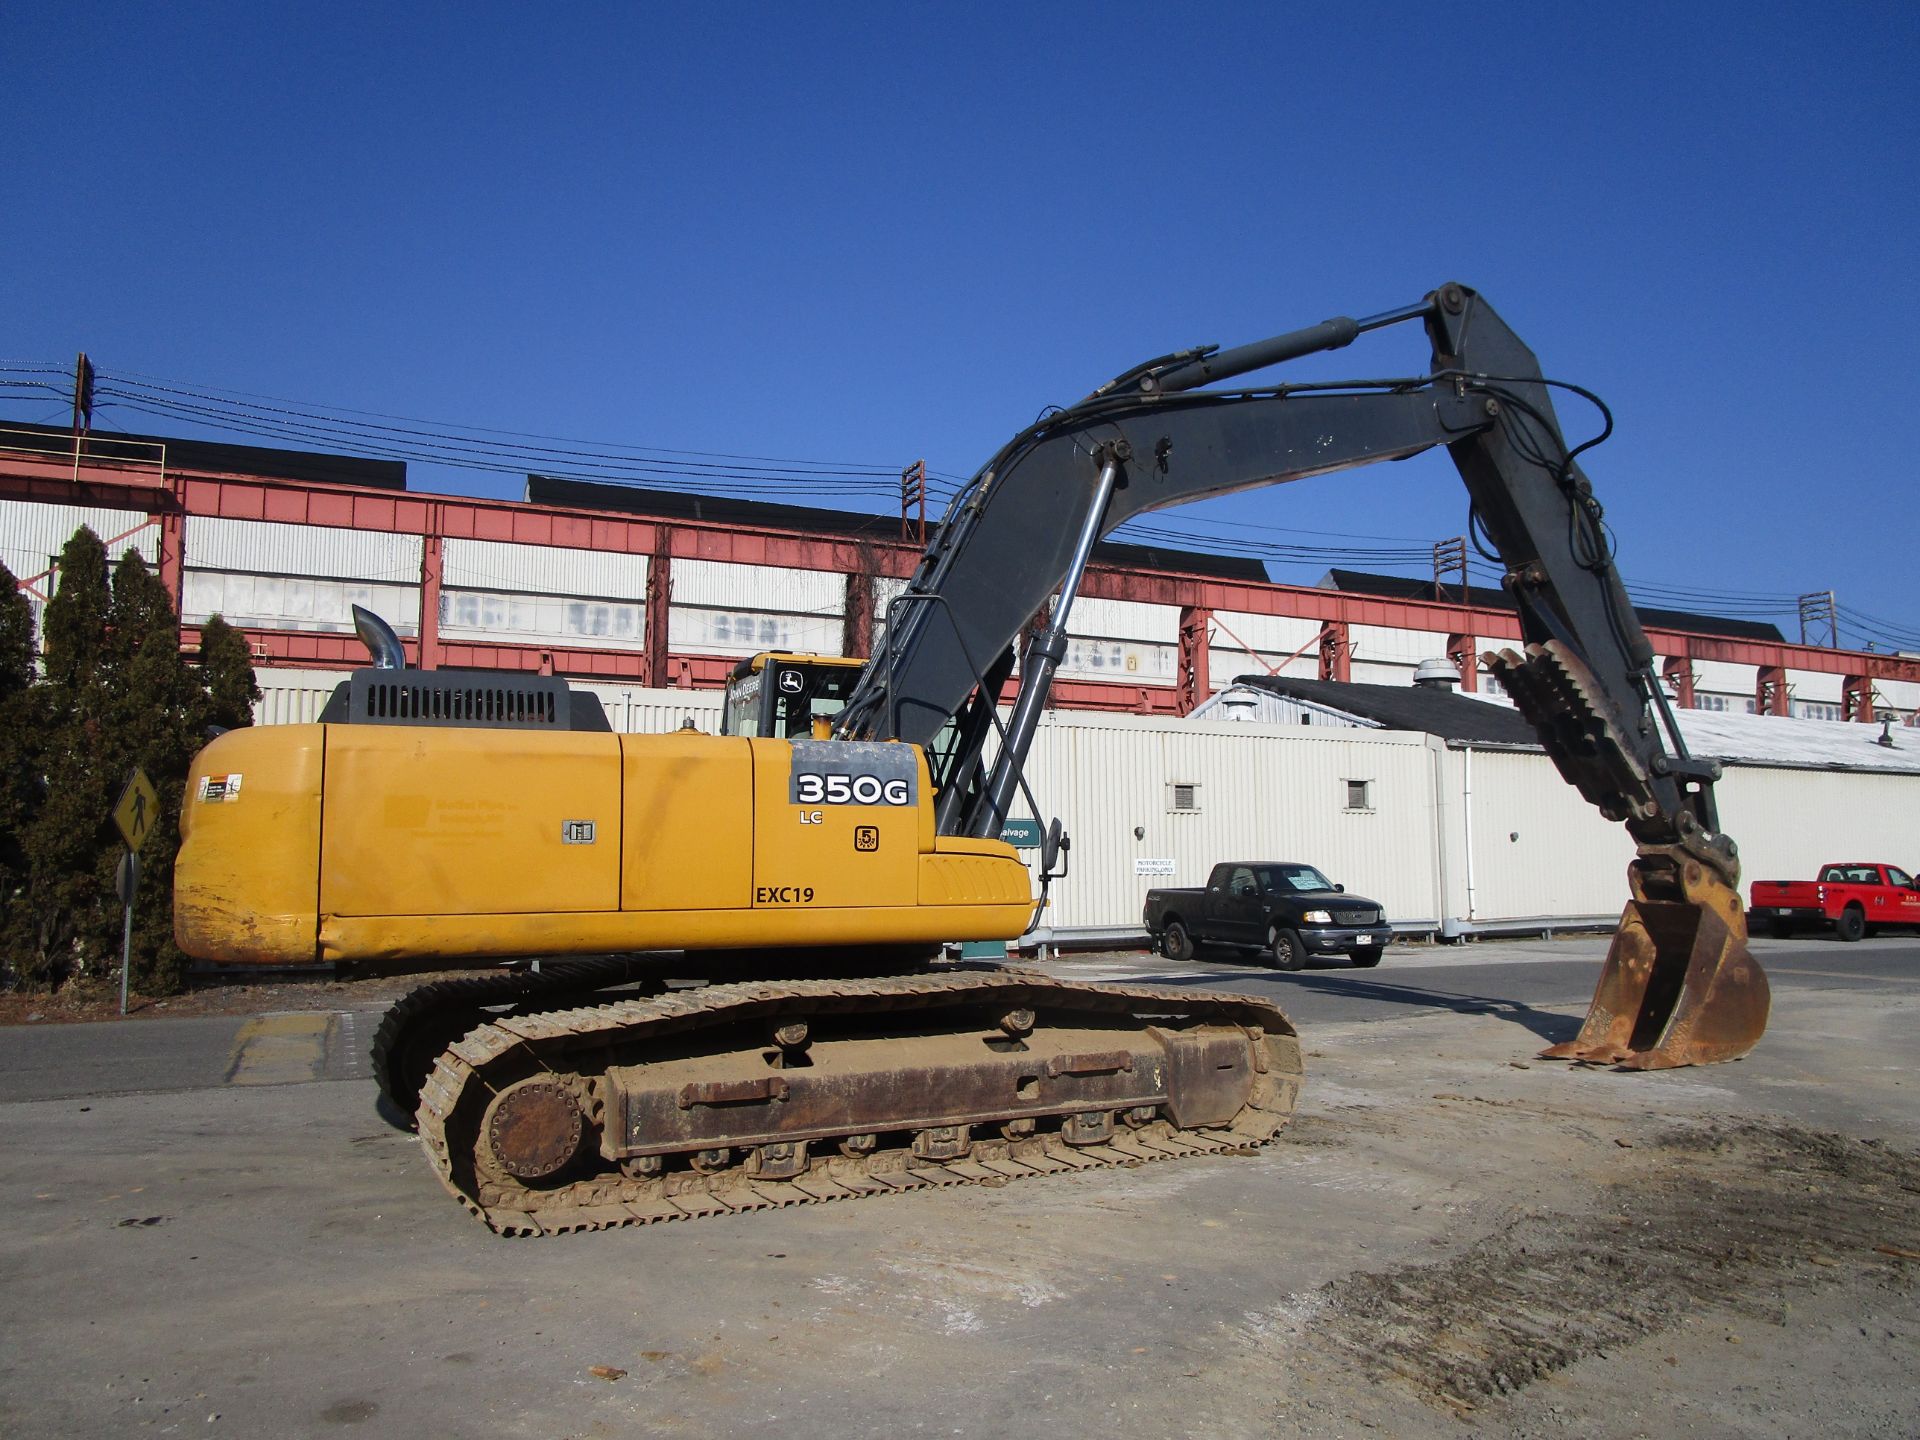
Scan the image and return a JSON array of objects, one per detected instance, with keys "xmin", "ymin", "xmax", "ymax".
[{"xmin": 175, "ymin": 284, "xmax": 1769, "ymax": 1234}]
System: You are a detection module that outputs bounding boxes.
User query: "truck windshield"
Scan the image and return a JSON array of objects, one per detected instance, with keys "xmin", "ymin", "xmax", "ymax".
[{"xmin": 1265, "ymin": 864, "xmax": 1335, "ymax": 894}]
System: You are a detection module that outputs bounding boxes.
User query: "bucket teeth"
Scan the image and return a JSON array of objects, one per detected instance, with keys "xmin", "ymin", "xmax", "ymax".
[
  {"xmin": 1483, "ymin": 642, "xmax": 1651, "ymax": 824},
  {"xmin": 1485, "ymin": 643, "xmax": 1590, "ymax": 733}
]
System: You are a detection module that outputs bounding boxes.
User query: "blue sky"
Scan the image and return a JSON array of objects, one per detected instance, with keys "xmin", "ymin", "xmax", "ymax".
[{"xmin": 5, "ymin": 4, "xmax": 1916, "ymax": 648}]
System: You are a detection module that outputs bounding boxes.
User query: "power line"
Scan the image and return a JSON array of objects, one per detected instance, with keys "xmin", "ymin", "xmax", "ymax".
[{"xmin": 4, "ymin": 359, "xmax": 1915, "ymax": 642}]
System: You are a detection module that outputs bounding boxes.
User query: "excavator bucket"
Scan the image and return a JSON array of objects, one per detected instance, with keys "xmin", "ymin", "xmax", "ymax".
[{"xmin": 1542, "ymin": 847, "xmax": 1770, "ymax": 1069}]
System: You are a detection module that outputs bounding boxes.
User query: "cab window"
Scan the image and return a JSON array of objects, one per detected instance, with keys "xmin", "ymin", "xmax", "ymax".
[
  {"xmin": 723, "ymin": 674, "xmax": 764, "ymax": 737},
  {"xmin": 766, "ymin": 663, "xmax": 861, "ymax": 739}
]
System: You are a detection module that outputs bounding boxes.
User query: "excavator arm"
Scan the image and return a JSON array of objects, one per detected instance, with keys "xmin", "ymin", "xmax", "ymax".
[{"xmin": 838, "ymin": 282, "xmax": 1768, "ymax": 1069}]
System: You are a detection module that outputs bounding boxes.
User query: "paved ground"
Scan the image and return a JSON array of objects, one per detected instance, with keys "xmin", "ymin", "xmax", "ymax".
[{"xmin": 0, "ymin": 936, "xmax": 1915, "ymax": 1438}]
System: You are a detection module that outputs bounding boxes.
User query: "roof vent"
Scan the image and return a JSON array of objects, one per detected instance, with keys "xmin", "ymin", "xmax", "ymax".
[{"xmin": 1412, "ymin": 658, "xmax": 1460, "ymax": 689}]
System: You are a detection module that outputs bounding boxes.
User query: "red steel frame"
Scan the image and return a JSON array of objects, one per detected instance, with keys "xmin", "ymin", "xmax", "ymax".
[{"xmin": 5, "ymin": 447, "xmax": 1917, "ymax": 719}]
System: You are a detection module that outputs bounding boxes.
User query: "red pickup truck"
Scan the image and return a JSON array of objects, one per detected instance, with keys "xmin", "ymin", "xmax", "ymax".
[{"xmin": 1749, "ymin": 863, "xmax": 1920, "ymax": 941}]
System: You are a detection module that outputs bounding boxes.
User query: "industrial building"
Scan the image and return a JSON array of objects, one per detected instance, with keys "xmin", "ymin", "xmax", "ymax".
[{"xmin": 4, "ymin": 421, "xmax": 1917, "ymax": 944}]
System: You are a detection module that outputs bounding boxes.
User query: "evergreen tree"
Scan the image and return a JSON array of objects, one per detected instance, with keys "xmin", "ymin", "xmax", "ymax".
[
  {"xmin": 19, "ymin": 528, "xmax": 116, "ymax": 987},
  {"xmin": 102, "ymin": 550, "xmax": 202, "ymax": 993},
  {"xmin": 0, "ymin": 563, "xmax": 42, "ymax": 989},
  {"xmin": 197, "ymin": 614, "xmax": 260, "ymax": 732},
  {"xmin": 40, "ymin": 527, "xmax": 109, "ymax": 692},
  {"xmin": 5, "ymin": 532, "xmax": 232, "ymax": 996},
  {"xmin": 0, "ymin": 563, "xmax": 31, "ymax": 700}
]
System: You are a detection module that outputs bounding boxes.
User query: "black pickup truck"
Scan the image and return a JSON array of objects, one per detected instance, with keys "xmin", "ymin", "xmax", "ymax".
[{"xmin": 1143, "ymin": 861, "xmax": 1393, "ymax": 970}]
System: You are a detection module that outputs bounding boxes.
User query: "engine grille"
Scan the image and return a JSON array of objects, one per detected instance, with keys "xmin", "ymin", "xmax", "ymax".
[
  {"xmin": 1333, "ymin": 908, "xmax": 1380, "ymax": 926},
  {"xmin": 319, "ymin": 669, "xmax": 611, "ymax": 731}
]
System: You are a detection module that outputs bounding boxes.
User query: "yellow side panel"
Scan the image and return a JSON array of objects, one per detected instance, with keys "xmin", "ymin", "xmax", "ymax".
[
  {"xmin": 321, "ymin": 727, "xmax": 620, "ymax": 917},
  {"xmin": 920, "ymin": 839, "xmax": 1033, "ymax": 907},
  {"xmin": 749, "ymin": 738, "xmax": 921, "ymax": 921},
  {"xmin": 175, "ymin": 726, "xmax": 324, "ymax": 965},
  {"xmin": 620, "ymin": 732, "xmax": 753, "ymax": 910}
]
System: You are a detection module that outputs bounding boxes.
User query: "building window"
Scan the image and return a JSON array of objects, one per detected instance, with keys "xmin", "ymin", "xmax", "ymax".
[
  {"xmin": 1168, "ymin": 782, "xmax": 1200, "ymax": 813},
  {"xmin": 1345, "ymin": 779, "xmax": 1373, "ymax": 811}
]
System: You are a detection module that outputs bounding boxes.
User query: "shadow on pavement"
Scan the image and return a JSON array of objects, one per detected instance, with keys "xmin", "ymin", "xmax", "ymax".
[
  {"xmin": 1132, "ymin": 962, "xmax": 1586, "ymax": 1047},
  {"xmin": 1286, "ymin": 972, "xmax": 1584, "ymax": 1046}
]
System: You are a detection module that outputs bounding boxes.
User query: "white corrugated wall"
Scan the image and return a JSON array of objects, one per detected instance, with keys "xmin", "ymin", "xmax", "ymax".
[
  {"xmin": 1, "ymin": 500, "xmax": 158, "ymax": 578},
  {"xmin": 1714, "ymin": 767, "xmax": 1920, "ymax": 884},
  {"xmin": 1020, "ymin": 713, "xmax": 1440, "ymax": 935},
  {"xmin": 666, "ymin": 559, "xmax": 848, "ymax": 658},
  {"xmin": 667, "ymin": 608, "xmax": 844, "ymax": 657},
  {"xmin": 671, "ymin": 559, "xmax": 843, "ymax": 614},
  {"xmin": 182, "ymin": 573, "xmax": 421, "ymax": 633},
  {"xmin": 1208, "ymin": 609, "xmax": 1321, "ymax": 679},
  {"xmin": 180, "ymin": 517, "xmax": 424, "ymax": 634},
  {"xmin": 1876, "ymin": 677, "xmax": 1920, "ymax": 711},
  {"xmin": 1070, "ymin": 598, "xmax": 1180, "ymax": 643},
  {"xmin": 567, "ymin": 684, "xmax": 725, "ymax": 735},
  {"xmin": 442, "ymin": 537, "xmax": 649, "ymax": 600},
  {"xmin": 251, "ymin": 667, "xmax": 347, "ymax": 725},
  {"xmin": 1785, "ymin": 669, "xmax": 1843, "ymax": 703},
  {"xmin": 1687, "ymin": 658, "xmax": 1756, "ymax": 699},
  {"xmin": 1352, "ymin": 622, "xmax": 1448, "ymax": 666},
  {"xmin": 185, "ymin": 517, "xmax": 422, "ymax": 581},
  {"xmin": 1444, "ymin": 747, "xmax": 1635, "ymax": 925}
]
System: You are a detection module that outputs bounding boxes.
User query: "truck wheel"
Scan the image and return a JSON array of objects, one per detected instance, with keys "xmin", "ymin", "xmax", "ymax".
[
  {"xmin": 1348, "ymin": 949, "xmax": 1382, "ymax": 969},
  {"xmin": 1835, "ymin": 905, "xmax": 1866, "ymax": 942},
  {"xmin": 1268, "ymin": 926, "xmax": 1306, "ymax": 971},
  {"xmin": 1161, "ymin": 921, "xmax": 1195, "ymax": 963}
]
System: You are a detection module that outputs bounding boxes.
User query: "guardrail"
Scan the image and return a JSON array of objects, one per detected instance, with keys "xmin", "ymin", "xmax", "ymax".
[{"xmin": 0, "ymin": 425, "xmax": 166, "ymax": 483}]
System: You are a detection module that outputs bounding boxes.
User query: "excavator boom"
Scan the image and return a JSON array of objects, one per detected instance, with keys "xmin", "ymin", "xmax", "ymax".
[{"xmin": 839, "ymin": 281, "xmax": 1767, "ymax": 1068}]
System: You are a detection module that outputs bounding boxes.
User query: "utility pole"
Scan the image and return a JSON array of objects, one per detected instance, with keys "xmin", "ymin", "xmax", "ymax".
[
  {"xmin": 900, "ymin": 460, "xmax": 927, "ymax": 546},
  {"xmin": 1432, "ymin": 537, "xmax": 1467, "ymax": 605},
  {"xmin": 71, "ymin": 352, "xmax": 94, "ymax": 464},
  {"xmin": 1797, "ymin": 591, "xmax": 1838, "ymax": 648}
]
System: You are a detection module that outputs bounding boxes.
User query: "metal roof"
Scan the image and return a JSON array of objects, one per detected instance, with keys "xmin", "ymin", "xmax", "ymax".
[
  {"xmin": 525, "ymin": 476, "xmax": 1271, "ymax": 582},
  {"xmin": 3, "ymin": 421, "xmax": 407, "ymax": 490},
  {"xmin": 1318, "ymin": 567, "xmax": 1787, "ymax": 644},
  {"xmin": 1224, "ymin": 673, "xmax": 1540, "ymax": 745},
  {"xmin": 1216, "ymin": 672, "xmax": 1920, "ymax": 774}
]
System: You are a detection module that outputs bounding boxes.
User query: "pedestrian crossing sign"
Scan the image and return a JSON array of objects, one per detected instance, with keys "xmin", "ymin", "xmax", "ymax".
[{"xmin": 113, "ymin": 768, "xmax": 160, "ymax": 852}]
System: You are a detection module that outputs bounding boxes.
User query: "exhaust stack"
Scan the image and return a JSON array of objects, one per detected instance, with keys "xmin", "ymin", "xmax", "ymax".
[{"xmin": 352, "ymin": 605, "xmax": 408, "ymax": 670}]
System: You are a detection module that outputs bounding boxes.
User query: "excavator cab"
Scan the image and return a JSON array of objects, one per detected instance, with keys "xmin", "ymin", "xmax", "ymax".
[{"xmin": 720, "ymin": 652, "xmax": 867, "ymax": 739}]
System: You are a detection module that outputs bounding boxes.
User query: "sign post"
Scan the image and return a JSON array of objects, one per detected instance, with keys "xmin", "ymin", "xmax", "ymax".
[
  {"xmin": 111, "ymin": 768, "xmax": 160, "ymax": 1016},
  {"xmin": 115, "ymin": 852, "xmax": 140, "ymax": 1016}
]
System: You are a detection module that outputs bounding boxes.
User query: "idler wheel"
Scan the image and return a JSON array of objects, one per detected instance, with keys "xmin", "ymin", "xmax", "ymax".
[{"xmin": 484, "ymin": 1079, "xmax": 586, "ymax": 1182}]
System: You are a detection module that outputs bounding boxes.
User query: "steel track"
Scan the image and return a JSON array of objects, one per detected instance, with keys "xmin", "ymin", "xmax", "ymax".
[
  {"xmin": 371, "ymin": 956, "xmax": 661, "ymax": 1118},
  {"xmin": 414, "ymin": 968, "xmax": 1302, "ymax": 1235}
]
